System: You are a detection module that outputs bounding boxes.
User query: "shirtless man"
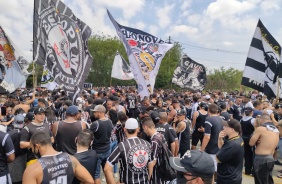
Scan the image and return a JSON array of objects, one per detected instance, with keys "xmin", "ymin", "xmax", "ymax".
[
  {"xmin": 249, "ymin": 114, "xmax": 279, "ymax": 184},
  {"xmin": 13, "ymin": 91, "xmax": 36, "ymax": 114}
]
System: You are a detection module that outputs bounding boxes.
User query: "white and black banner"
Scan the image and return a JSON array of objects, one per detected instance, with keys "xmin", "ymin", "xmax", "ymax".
[
  {"xmin": 111, "ymin": 51, "xmax": 134, "ymax": 80},
  {"xmin": 33, "ymin": 0, "xmax": 93, "ymax": 101},
  {"xmin": 107, "ymin": 10, "xmax": 173, "ymax": 98},
  {"xmin": 172, "ymin": 54, "xmax": 207, "ymax": 91},
  {"xmin": 41, "ymin": 67, "xmax": 57, "ymax": 90},
  {"xmin": 241, "ymin": 19, "xmax": 282, "ymax": 99},
  {"xmin": 0, "ymin": 26, "xmax": 29, "ymax": 94}
]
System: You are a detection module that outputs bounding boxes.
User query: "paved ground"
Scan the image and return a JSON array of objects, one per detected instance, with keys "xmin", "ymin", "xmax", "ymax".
[
  {"xmin": 242, "ymin": 162, "xmax": 282, "ymax": 184},
  {"xmin": 99, "ymin": 162, "xmax": 282, "ymax": 184}
]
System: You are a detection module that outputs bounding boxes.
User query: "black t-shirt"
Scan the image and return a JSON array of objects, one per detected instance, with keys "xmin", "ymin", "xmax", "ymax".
[
  {"xmin": 230, "ymin": 104, "xmax": 243, "ymax": 121},
  {"xmin": 0, "ymin": 132, "xmax": 14, "ymax": 177},
  {"xmin": 8, "ymin": 129, "xmax": 27, "ymax": 157},
  {"xmin": 107, "ymin": 137, "xmax": 152, "ymax": 184},
  {"xmin": 155, "ymin": 123, "xmax": 174, "ymax": 148},
  {"xmin": 73, "ymin": 150, "xmax": 98, "ymax": 184},
  {"xmin": 90, "ymin": 118, "xmax": 113, "ymax": 154},
  {"xmin": 126, "ymin": 95, "xmax": 137, "ymax": 109},
  {"xmin": 20, "ymin": 122, "xmax": 53, "ymax": 162},
  {"xmin": 216, "ymin": 136, "xmax": 244, "ymax": 184},
  {"xmin": 204, "ymin": 116, "xmax": 223, "ymax": 154}
]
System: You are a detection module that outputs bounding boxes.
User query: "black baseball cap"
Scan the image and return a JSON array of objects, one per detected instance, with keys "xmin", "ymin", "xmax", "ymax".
[
  {"xmin": 169, "ymin": 150, "xmax": 215, "ymax": 178},
  {"xmin": 244, "ymin": 107, "xmax": 253, "ymax": 112},
  {"xmin": 150, "ymin": 111, "xmax": 160, "ymax": 123},
  {"xmin": 222, "ymin": 119, "xmax": 241, "ymax": 133},
  {"xmin": 199, "ymin": 102, "xmax": 208, "ymax": 109},
  {"xmin": 177, "ymin": 109, "xmax": 186, "ymax": 116},
  {"xmin": 34, "ymin": 107, "xmax": 46, "ymax": 114},
  {"xmin": 218, "ymin": 102, "xmax": 226, "ymax": 109}
]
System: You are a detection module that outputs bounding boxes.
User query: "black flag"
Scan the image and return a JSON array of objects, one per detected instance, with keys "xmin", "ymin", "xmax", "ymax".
[
  {"xmin": 33, "ymin": 0, "xmax": 93, "ymax": 101},
  {"xmin": 172, "ymin": 54, "xmax": 207, "ymax": 91}
]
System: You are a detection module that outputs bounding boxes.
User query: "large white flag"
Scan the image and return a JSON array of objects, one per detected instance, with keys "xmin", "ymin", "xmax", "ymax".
[
  {"xmin": 241, "ymin": 19, "xmax": 282, "ymax": 99},
  {"xmin": 111, "ymin": 51, "xmax": 134, "ymax": 80},
  {"xmin": 107, "ymin": 10, "xmax": 173, "ymax": 98}
]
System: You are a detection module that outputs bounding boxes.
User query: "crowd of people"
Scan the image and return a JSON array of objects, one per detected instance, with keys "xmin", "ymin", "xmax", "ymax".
[{"xmin": 0, "ymin": 86, "xmax": 281, "ymax": 184}]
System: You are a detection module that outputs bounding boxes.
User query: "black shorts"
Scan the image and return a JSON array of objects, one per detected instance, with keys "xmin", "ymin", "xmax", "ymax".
[{"xmin": 192, "ymin": 131, "xmax": 204, "ymax": 146}]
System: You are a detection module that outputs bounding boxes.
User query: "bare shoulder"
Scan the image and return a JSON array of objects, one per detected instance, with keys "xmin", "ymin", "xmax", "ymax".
[{"xmin": 23, "ymin": 161, "xmax": 43, "ymax": 183}]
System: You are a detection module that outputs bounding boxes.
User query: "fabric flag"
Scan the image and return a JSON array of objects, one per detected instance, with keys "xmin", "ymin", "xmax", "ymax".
[
  {"xmin": 33, "ymin": 0, "xmax": 93, "ymax": 101},
  {"xmin": 107, "ymin": 10, "xmax": 173, "ymax": 98},
  {"xmin": 172, "ymin": 54, "xmax": 207, "ymax": 91},
  {"xmin": 41, "ymin": 67, "xmax": 57, "ymax": 90},
  {"xmin": 111, "ymin": 51, "xmax": 134, "ymax": 80},
  {"xmin": 241, "ymin": 19, "xmax": 282, "ymax": 99},
  {"xmin": 0, "ymin": 26, "xmax": 30, "ymax": 94}
]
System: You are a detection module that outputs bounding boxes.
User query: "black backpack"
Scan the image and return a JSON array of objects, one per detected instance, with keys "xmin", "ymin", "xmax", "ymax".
[{"xmin": 154, "ymin": 135, "xmax": 177, "ymax": 181}]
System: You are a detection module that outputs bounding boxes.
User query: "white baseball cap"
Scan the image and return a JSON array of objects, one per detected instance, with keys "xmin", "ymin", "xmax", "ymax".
[{"xmin": 125, "ymin": 118, "xmax": 139, "ymax": 129}]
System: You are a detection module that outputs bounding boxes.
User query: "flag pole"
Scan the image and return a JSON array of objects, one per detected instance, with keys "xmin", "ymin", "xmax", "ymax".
[{"xmin": 276, "ymin": 76, "xmax": 280, "ymax": 102}]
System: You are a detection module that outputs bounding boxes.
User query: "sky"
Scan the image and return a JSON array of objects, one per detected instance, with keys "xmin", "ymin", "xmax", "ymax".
[{"xmin": 0, "ymin": 0, "xmax": 282, "ymax": 72}]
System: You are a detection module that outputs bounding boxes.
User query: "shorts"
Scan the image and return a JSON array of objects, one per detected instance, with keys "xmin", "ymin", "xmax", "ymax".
[
  {"xmin": 209, "ymin": 154, "xmax": 217, "ymax": 172},
  {"xmin": 0, "ymin": 173, "xmax": 12, "ymax": 184},
  {"xmin": 191, "ymin": 131, "xmax": 204, "ymax": 146}
]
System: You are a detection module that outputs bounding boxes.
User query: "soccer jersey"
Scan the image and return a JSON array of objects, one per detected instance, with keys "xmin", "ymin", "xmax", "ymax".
[{"xmin": 107, "ymin": 137, "xmax": 152, "ymax": 184}]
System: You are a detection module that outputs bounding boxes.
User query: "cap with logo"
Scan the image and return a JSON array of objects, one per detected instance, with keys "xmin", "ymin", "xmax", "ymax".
[
  {"xmin": 34, "ymin": 107, "xmax": 46, "ymax": 114},
  {"xmin": 169, "ymin": 150, "xmax": 215, "ymax": 178},
  {"xmin": 244, "ymin": 107, "xmax": 253, "ymax": 113},
  {"xmin": 125, "ymin": 118, "xmax": 139, "ymax": 129}
]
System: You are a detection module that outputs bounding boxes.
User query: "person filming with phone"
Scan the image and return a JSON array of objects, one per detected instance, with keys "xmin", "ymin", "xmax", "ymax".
[{"xmin": 0, "ymin": 105, "xmax": 15, "ymax": 132}]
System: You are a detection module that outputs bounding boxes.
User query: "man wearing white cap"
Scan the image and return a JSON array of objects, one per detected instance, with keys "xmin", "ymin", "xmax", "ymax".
[{"xmin": 104, "ymin": 118, "xmax": 153, "ymax": 184}]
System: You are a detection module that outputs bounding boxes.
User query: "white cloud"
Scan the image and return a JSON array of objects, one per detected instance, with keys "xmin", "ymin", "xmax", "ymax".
[
  {"xmin": 148, "ymin": 25, "xmax": 159, "ymax": 36},
  {"xmin": 134, "ymin": 22, "xmax": 146, "ymax": 30},
  {"xmin": 260, "ymin": 0, "xmax": 282, "ymax": 13},
  {"xmin": 170, "ymin": 25, "xmax": 198, "ymax": 37},
  {"xmin": 223, "ymin": 41, "xmax": 234, "ymax": 46},
  {"xmin": 187, "ymin": 14, "xmax": 201, "ymax": 25},
  {"xmin": 156, "ymin": 4, "xmax": 175, "ymax": 29},
  {"xmin": 94, "ymin": 0, "xmax": 145, "ymax": 18},
  {"xmin": 180, "ymin": 0, "xmax": 193, "ymax": 11}
]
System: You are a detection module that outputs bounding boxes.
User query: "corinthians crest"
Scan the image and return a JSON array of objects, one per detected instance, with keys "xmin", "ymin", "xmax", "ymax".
[{"xmin": 34, "ymin": 0, "xmax": 93, "ymax": 101}]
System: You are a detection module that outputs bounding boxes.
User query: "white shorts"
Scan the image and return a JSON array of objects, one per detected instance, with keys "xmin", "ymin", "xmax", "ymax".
[
  {"xmin": 209, "ymin": 154, "xmax": 217, "ymax": 172},
  {"xmin": 0, "ymin": 173, "xmax": 12, "ymax": 184}
]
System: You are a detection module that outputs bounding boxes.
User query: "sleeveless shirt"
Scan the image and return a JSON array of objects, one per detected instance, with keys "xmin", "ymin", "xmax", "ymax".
[{"xmin": 39, "ymin": 152, "xmax": 74, "ymax": 184}]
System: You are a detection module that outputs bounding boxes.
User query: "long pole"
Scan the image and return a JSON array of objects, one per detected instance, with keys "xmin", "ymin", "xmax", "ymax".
[{"xmin": 276, "ymin": 76, "xmax": 280, "ymax": 101}]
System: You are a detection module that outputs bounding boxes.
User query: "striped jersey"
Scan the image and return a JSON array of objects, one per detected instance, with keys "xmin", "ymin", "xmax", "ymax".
[{"xmin": 107, "ymin": 137, "xmax": 151, "ymax": 184}]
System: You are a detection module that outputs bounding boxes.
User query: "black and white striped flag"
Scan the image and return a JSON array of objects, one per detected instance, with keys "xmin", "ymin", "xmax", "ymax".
[{"xmin": 241, "ymin": 19, "xmax": 282, "ymax": 99}]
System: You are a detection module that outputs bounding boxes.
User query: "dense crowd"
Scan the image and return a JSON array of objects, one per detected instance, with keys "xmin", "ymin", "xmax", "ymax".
[{"xmin": 0, "ymin": 86, "xmax": 281, "ymax": 184}]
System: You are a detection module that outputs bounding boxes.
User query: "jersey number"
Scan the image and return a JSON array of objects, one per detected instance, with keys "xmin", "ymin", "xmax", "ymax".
[{"xmin": 50, "ymin": 175, "xmax": 67, "ymax": 184}]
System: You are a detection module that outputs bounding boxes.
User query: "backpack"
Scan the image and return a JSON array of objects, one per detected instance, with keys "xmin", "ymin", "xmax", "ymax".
[{"xmin": 154, "ymin": 135, "xmax": 177, "ymax": 181}]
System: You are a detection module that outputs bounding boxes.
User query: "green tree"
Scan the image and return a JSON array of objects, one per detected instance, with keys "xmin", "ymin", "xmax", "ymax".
[
  {"xmin": 205, "ymin": 67, "xmax": 243, "ymax": 91},
  {"xmin": 87, "ymin": 35, "xmax": 182, "ymax": 88}
]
